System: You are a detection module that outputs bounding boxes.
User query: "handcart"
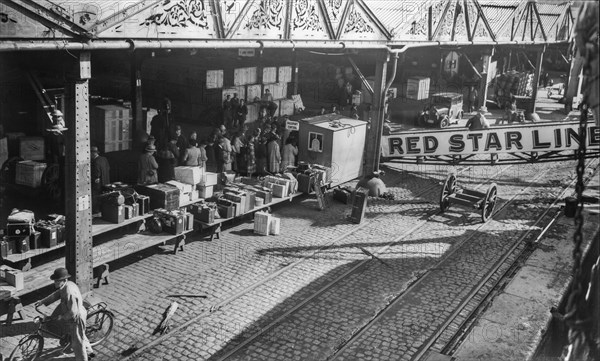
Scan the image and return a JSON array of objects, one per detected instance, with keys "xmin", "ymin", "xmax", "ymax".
[{"xmin": 439, "ymin": 174, "xmax": 498, "ymax": 222}]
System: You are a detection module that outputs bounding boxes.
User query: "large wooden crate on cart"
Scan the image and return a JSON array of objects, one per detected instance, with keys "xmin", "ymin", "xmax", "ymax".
[{"xmin": 297, "ymin": 115, "xmax": 367, "ymax": 186}]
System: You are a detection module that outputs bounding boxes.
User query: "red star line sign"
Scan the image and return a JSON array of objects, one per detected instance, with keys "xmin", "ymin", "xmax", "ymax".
[{"xmin": 382, "ymin": 122, "xmax": 600, "ymax": 157}]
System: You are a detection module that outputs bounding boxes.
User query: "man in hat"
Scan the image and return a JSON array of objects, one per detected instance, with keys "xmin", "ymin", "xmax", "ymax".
[
  {"xmin": 35, "ymin": 267, "xmax": 94, "ymax": 360},
  {"xmin": 138, "ymin": 143, "xmax": 159, "ymax": 184},
  {"xmin": 466, "ymin": 107, "xmax": 491, "ymax": 131},
  {"xmin": 91, "ymin": 146, "xmax": 110, "ymax": 214}
]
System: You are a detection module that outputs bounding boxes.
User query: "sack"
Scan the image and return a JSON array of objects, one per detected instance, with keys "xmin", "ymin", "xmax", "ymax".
[{"xmin": 147, "ymin": 217, "xmax": 163, "ymax": 234}]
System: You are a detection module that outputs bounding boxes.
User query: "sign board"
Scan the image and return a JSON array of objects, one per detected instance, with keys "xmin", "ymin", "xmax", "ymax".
[
  {"xmin": 286, "ymin": 120, "xmax": 299, "ymax": 131},
  {"xmin": 381, "ymin": 121, "xmax": 600, "ymax": 158},
  {"xmin": 238, "ymin": 49, "xmax": 255, "ymax": 57}
]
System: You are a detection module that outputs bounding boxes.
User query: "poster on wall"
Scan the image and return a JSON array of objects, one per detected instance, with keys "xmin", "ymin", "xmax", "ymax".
[{"xmin": 308, "ymin": 132, "xmax": 324, "ymax": 152}]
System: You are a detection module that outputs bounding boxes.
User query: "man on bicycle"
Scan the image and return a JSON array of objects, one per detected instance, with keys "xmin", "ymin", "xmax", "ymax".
[{"xmin": 35, "ymin": 267, "xmax": 95, "ymax": 360}]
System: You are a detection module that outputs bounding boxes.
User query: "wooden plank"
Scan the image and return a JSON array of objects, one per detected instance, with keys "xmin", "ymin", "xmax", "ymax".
[
  {"xmin": 16, "ymin": 230, "xmax": 191, "ymax": 297},
  {"xmin": 91, "ymin": 213, "xmax": 150, "ymax": 237},
  {"xmin": 2, "ymin": 243, "xmax": 65, "ymax": 265}
]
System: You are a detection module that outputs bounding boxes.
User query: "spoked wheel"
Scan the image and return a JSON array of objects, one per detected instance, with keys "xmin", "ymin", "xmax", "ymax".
[
  {"xmin": 41, "ymin": 163, "xmax": 61, "ymax": 201},
  {"xmin": 86, "ymin": 309, "xmax": 114, "ymax": 346},
  {"xmin": 440, "ymin": 174, "xmax": 457, "ymax": 212},
  {"xmin": 481, "ymin": 183, "xmax": 498, "ymax": 222},
  {"xmin": 439, "ymin": 116, "xmax": 450, "ymax": 128},
  {"xmin": 9, "ymin": 334, "xmax": 44, "ymax": 361}
]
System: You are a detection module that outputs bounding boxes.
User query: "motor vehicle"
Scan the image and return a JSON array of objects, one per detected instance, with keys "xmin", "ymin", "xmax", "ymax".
[{"xmin": 417, "ymin": 92, "xmax": 464, "ymax": 128}]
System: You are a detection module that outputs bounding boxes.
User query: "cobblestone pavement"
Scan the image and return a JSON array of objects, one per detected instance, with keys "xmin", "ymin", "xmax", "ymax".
[{"xmin": 1, "ymin": 157, "xmax": 595, "ymax": 361}]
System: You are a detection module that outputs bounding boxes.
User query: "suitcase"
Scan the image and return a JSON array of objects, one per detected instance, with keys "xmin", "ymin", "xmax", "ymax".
[
  {"xmin": 14, "ymin": 237, "xmax": 30, "ymax": 254},
  {"xmin": 35, "ymin": 223, "xmax": 60, "ymax": 248},
  {"xmin": 217, "ymin": 205, "xmax": 235, "ymax": 219},
  {"xmin": 1, "ymin": 240, "xmax": 12, "ymax": 259},
  {"xmin": 333, "ymin": 187, "xmax": 353, "ymax": 204},
  {"xmin": 6, "ymin": 223, "xmax": 33, "ymax": 237},
  {"xmin": 29, "ymin": 231, "xmax": 42, "ymax": 250},
  {"xmin": 137, "ymin": 195, "xmax": 150, "ymax": 215},
  {"xmin": 159, "ymin": 213, "xmax": 185, "ymax": 235},
  {"xmin": 297, "ymin": 173, "xmax": 314, "ymax": 194},
  {"xmin": 101, "ymin": 204, "xmax": 125, "ymax": 224},
  {"xmin": 135, "ymin": 184, "xmax": 180, "ymax": 211},
  {"xmin": 350, "ymin": 188, "xmax": 369, "ymax": 224}
]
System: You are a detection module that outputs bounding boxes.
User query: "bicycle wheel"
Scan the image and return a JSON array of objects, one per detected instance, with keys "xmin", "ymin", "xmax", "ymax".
[
  {"xmin": 8, "ymin": 334, "xmax": 44, "ymax": 361},
  {"xmin": 86, "ymin": 309, "xmax": 114, "ymax": 346}
]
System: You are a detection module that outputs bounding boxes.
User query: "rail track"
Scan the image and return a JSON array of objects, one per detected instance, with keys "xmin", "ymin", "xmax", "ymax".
[
  {"xmin": 205, "ymin": 160, "xmax": 592, "ymax": 361},
  {"xmin": 122, "ymin": 163, "xmax": 501, "ymax": 360}
]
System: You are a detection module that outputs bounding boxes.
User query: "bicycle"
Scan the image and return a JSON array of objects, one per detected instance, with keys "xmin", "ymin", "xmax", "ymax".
[{"xmin": 8, "ymin": 302, "xmax": 115, "ymax": 361}]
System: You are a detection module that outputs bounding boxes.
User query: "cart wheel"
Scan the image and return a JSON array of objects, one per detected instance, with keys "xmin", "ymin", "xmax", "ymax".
[
  {"xmin": 440, "ymin": 174, "xmax": 457, "ymax": 212},
  {"xmin": 42, "ymin": 163, "xmax": 62, "ymax": 201},
  {"xmin": 440, "ymin": 116, "xmax": 450, "ymax": 128},
  {"xmin": 481, "ymin": 183, "xmax": 498, "ymax": 222}
]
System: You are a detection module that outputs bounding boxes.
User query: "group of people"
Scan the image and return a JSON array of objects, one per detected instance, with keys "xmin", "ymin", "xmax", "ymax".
[
  {"xmin": 138, "ymin": 109, "xmax": 299, "ymax": 185},
  {"xmin": 222, "ymin": 93, "xmax": 248, "ymax": 129}
]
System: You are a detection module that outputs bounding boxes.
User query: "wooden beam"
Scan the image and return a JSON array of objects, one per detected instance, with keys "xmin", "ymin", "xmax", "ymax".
[
  {"xmin": 317, "ymin": 0, "xmax": 336, "ymax": 40},
  {"xmin": 532, "ymin": 2, "xmax": 547, "ymax": 41},
  {"xmin": 90, "ymin": 0, "xmax": 165, "ymax": 36},
  {"xmin": 1, "ymin": 0, "xmax": 91, "ymax": 38},
  {"xmin": 355, "ymin": 0, "xmax": 392, "ymax": 40},
  {"xmin": 211, "ymin": 0, "xmax": 226, "ymax": 39},
  {"xmin": 335, "ymin": 0, "xmax": 354, "ymax": 40},
  {"xmin": 284, "ymin": 0, "xmax": 294, "ymax": 40},
  {"xmin": 225, "ymin": 0, "xmax": 255, "ymax": 39},
  {"xmin": 460, "ymin": 53, "xmax": 482, "ymax": 79},
  {"xmin": 432, "ymin": 0, "xmax": 453, "ymax": 40},
  {"xmin": 472, "ymin": 0, "xmax": 496, "ymax": 41},
  {"xmin": 347, "ymin": 56, "xmax": 374, "ymax": 95},
  {"xmin": 463, "ymin": 0, "xmax": 472, "ymax": 41}
]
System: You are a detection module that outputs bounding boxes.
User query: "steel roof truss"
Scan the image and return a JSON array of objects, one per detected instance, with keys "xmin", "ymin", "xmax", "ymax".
[
  {"xmin": 2, "ymin": 0, "xmax": 92, "ymax": 38},
  {"xmin": 89, "ymin": 0, "xmax": 165, "ymax": 36},
  {"xmin": 432, "ymin": 0, "xmax": 452, "ymax": 40},
  {"xmin": 225, "ymin": 0, "xmax": 255, "ymax": 39},
  {"xmin": 355, "ymin": 0, "xmax": 391, "ymax": 40},
  {"xmin": 335, "ymin": 0, "xmax": 353, "ymax": 40},
  {"xmin": 317, "ymin": 0, "xmax": 336, "ymax": 39},
  {"xmin": 472, "ymin": 0, "xmax": 495, "ymax": 41}
]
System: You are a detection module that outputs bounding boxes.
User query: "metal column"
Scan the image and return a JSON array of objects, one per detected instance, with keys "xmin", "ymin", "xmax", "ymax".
[
  {"xmin": 531, "ymin": 46, "xmax": 546, "ymax": 113},
  {"xmin": 364, "ymin": 51, "xmax": 388, "ymax": 175},
  {"xmin": 64, "ymin": 52, "xmax": 93, "ymax": 294},
  {"xmin": 131, "ymin": 51, "xmax": 144, "ymax": 134}
]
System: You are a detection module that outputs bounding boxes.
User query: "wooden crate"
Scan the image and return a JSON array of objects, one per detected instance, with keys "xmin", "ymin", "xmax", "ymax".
[
  {"xmin": 15, "ymin": 161, "xmax": 47, "ymax": 188},
  {"xmin": 279, "ymin": 99, "xmax": 295, "ymax": 116},
  {"xmin": 234, "ymin": 67, "xmax": 257, "ymax": 86},
  {"xmin": 19, "ymin": 137, "xmax": 45, "ymax": 161},
  {"xmin": 246, "ymin": 84, "xmax": 262, "ymax": 103},
  {"xmin": 262, "ymin": 67, "xmax": 277, "ymax": 83},
  {"xmin": 91, "ymin": 105, "xmax": 132, "ymax": 154},
  {"xmin": 206, "ymin": 70, "xmax": 224, "ymax": 89},
  {"xmin": 278, "ymin": 66, "xmax": 292, "ymax": 83},
  {"xmin": 263, "ymin": 83, "xmax": 287, "ymax": 100}
]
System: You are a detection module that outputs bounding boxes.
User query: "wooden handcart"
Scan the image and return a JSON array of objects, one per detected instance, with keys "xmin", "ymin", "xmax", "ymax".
[{"xmin": 439, "ymin": 174, "xmax": 498, "ymax": 222}]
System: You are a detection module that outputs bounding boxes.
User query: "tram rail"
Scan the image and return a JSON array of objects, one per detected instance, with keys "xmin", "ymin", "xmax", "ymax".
[{"xmin": 210, "ymin": 161, "xmax": 577, "ymax": 360}]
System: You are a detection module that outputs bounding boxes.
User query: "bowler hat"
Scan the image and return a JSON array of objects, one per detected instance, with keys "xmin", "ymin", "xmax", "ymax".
[
  {"xmin": 145, "ymin": 144, "xmax": 157, "ymax": 152},
  {"xmin": 50, "ymin": 267, "xmax": 70, "ymax": 281},
  {"xmin": 91, "ymin": 146, "xmax": 99, "ymax": 153}
]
